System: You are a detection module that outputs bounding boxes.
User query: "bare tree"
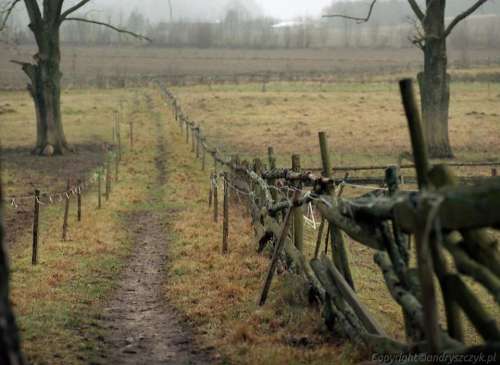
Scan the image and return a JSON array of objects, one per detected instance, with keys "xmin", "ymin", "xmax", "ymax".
[
  {"xmin": 0, "ymin": 1, "xmax": 150, "ymax": 156},
  {"xmin": 0, "ymin": 161, "xmax": 26, "ymax": 365},
  {"xmin": 325, "ymin": 0, "xmax": 490, "ymax": 158}
]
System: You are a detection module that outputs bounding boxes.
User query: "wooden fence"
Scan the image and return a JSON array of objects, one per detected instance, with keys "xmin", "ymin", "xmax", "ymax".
[{"xmin": 160, "ymin": 79, "xmax": 500, "ymax": 363}]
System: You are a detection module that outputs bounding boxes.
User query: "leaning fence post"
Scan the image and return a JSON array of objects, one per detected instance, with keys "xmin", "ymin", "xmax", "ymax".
[
  {"xmin": 222, "ymin": 172, "xmax": 229, "ymax": 254},
  {"xmin": 292, "ymin": 154, "xmax": 304, "ymax": 253},
  {"xmin": 77, "ymin": 179, "xmax": 82, "ymax": 222},
  {"xmin": 259, "ymin": 190, "xmax": 300, "ymax": 306},
  {"xmin": 32, "ymin": 189, "xmax": 40, "ymax": 265},
  {"xmin": 62, "ymin": 179, "xmax": 70, "ymax": 240}
]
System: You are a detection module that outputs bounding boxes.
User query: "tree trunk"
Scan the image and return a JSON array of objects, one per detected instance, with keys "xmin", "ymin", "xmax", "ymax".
[
  {"xmin": 24, "ymin": 28, "xmax": 69, "ymax": 156},
  {"xmin": 419, "ymin": 1, "xmax": 454, "ymax": 159},
  {"xmin": 0, "ymin": 163, "xmax": 26, "ymax": 365}
]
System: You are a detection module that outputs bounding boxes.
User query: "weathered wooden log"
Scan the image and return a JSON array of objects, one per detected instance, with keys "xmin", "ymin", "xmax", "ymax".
[
  {"xmin": 310, "ymin": 258, "xmax": 366, "ymax": 344},
  {"xmin": 283, "ymin": 240, "xmax": 325, "ymax": 300},
  {"xmin": 444, "ymin": 233, "xmax": 500, "ymax": 304},
  {"xmin": 315, "ymin": 196, "xmax": 384, "ymax": 250},
  {"xmin": 321, "ymin": 255, "xmax": 385, "ymax": 336},
  {"xmin": 445, "ymin": 274, "xmax": 500, "ymax": 342}
]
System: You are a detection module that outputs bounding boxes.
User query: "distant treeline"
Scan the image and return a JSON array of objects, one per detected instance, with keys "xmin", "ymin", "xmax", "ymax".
[{"xmin": 1, "ymin": 0, "xmax": 500, "ymax": 49}]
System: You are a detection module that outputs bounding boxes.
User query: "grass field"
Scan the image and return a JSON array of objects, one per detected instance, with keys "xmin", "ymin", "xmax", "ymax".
[
  {"xmin": 1, "ymin": 46, "xmax": 500, "ymax": 89},
  {"xmin": 0, "ymin": 75, "xmax": 499, "ymax": 363},
  {"xmin": 167, "ymin": 80, "xmax": 500, "ymax": 347}
]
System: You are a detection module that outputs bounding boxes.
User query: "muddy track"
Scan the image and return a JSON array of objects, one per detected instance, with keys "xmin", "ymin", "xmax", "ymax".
[{"xmin": 97, "ymin": 94, "xmax": 212, "ymax": 365}]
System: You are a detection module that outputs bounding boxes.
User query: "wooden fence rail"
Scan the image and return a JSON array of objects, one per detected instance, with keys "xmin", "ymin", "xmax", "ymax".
[{"xmin": 160, "ymin": 79, "xmax": 500, "ymax": 361}]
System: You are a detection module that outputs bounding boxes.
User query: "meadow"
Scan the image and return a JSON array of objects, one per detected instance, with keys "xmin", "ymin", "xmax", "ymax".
[{"xmin": 0, "ymin": 46, "xmax": 499, "ymax": 363}]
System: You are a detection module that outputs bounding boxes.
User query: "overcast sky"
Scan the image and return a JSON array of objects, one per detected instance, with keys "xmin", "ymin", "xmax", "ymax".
[{"xmin": 256, "ymin": 0, "xmax": 334, "ymax": 19}]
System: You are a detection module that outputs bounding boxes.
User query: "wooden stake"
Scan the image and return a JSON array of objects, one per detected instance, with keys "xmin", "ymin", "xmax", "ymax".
[
  {"xmin": 186, "ymin": 122, "xmax": 189, "ymax": 144},
  {"xmin": 222, "ymin": 172, "xmax": 229, "ymax": 254},
  {"xmin": 62, "ymin": 179, "xmax": 70, "ymax": 241},
  {"xmin": 196, "ymin": 128, "xmax": 200, "ymax": 159},
  {"xmin": 105, "ymin": 154, "xmax": 111, "ymax": 201},
  {"xmin": 209, "ymin": 173, "xmax": 213, "ymax": 208},
  {"xmin": 259, "ymin": 191, "xmax": 300, "ymax": 306},
  {"xmin": 213, "ymin": 175, "xmax": 219, "ymax": 222},
  {"xmin": 400, "ymin": 78, "xmax": 440, "ymax": 353},
  {"xmin": 318, "ymin": 132, "xmax": 332, "ymax": 179},
  {"xmin": 32, "ymin": 189, "xmax": 40, "ymax": 265},
  {"xmin": 318, "ymin": 132, "xmax": 353, "ymax": 288},
  {"xmin": 292, "ymin": 154, "xmax": 304, "ymax": 253},
  {"xmin": 114, "ymin": 153, "xmax": 119, "ymax": 183},
  {"xmin": 191, "ymin": 126, "xmax": 196, "ymax": 153},
  {"xmin": 77, "ymin": 179, "xmax": 82, "ymax": 222},
  {"xmin": 97, "ymin": 169, "xmax": 102, "ymax": 209},
  {"xmin": 399, "ymin": 79, "xmax": 430, "ymax": 190},
  {"xmin": 492, "ymin": 168, "xmax": 497, "ymax": 177},
  {"xmin": 202, "ymin": 140, "xmax": 206, "ymax": 171},
  {"xmin": 268, "ymin": 146, "xmax": 277, "ymax": 202}
]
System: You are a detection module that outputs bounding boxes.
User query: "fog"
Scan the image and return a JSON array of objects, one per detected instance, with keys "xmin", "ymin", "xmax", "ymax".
[{"xmin": 95, "ymin": 0, "xmax": 334, "ymax": 22}]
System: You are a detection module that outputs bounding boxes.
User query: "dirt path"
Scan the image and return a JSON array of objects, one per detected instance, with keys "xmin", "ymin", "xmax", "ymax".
[{"xmin": 97, "ymin": 95, "xmax": 212, "ymax": 365}]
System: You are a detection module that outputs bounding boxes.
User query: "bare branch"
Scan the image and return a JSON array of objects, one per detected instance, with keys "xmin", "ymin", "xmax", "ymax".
[
  {"xmin": 445, "ymin": 0, "xmax": 489, "ymax": 37},
  {"xmin": 60, "ymin": 0, "xmax": 92, "ymax": 20},
  {"xmin": 322, "ymin": 0, "xmax": 377, "ymax": 24},
  {"xmin": 64, "ymin": 17, "xmax": 152, "ymax": 43},
  {"xmin": 0, "ymin": 0, "xmax": 21, "ymax": 31},
  {"xmin": 407, "ymin": 0, "xmax": 425, "ymax": 22}
]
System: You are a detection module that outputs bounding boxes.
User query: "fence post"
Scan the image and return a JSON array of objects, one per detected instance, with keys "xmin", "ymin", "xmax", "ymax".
[
  {"xmin": 318, "ymin": 132, "xmax": 332, "ymax": 180},
  {"xmin": 222, "ymin": 172, "xmax": 229, "ymax": 254},
  {"xmin": 196, "ymin": 128, "xmax": 201, "ymax": 159},
  {"xmin": 213, "ymin": 174, "xmax": 219, "ymax": 222},
  {"xmin": 62, "ymin": 179, "xmax": 70, "ymax": 240},
  {"xmin": 97, "ymin": 169, "xmax": 102, "ymax": 209},
  {"xmin": 213, "ymin": 149, "xmax": 218, "ymax": 173},
  {"xmin": 292, "ymin": 154, "xmax": 304, "ymax": 253},
  {"xmin": 116, "ymin": 112, "xmax": 122, "ymax": 161},
  {"xmin": 77, "ymin": 179, "xmax": 82, "ymax": 222},
  {"xmin": 202, "ymin": 138, "xmax": 206, "ymax": 171},
  {"xmin": 267, "ymin": 146, "xmax": 277, "ymax": 202},
  {"xmin": 185, "ymin": 122, "xmax": 189, "ymax": 144},
  {"xmin": 209, "ymin": 173, "xmax": 213, "ymax": 208},
  {"xmin": 114, "ymin": 153, "xmax": 119, "ymax": 183},
  {"xmin": 492, "ymin": 168, "xmax": 497, "ymax": 177},
  {"xmin": 105, "ymin": 154, "xmax": 111, "ymax": 201},
  {"xmin": 191, "ymin": 125, "xmax": 196, "ymax": 153},
  {"xmin": 318, "ymin": 132, "xmax": 354, "ymax": 289},
  {"xmin": 399, "ymin": 78, "xmax": 439, "ymax": 353},
  {"xmin": 32, "ymin": 189, "xmax": 40, "ymax": 265}
]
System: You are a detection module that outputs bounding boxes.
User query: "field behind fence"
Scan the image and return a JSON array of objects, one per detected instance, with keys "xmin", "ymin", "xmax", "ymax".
[{"xmin": 160, "ymin": 79, "xmax": 500, "ymax": 363}]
